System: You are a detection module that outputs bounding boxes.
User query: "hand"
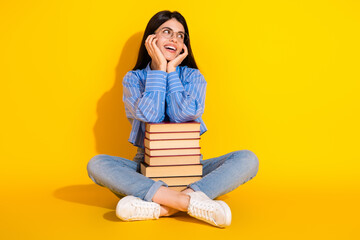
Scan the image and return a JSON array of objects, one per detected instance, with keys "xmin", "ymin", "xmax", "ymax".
[
  {"xmin": 167, "ymin": 44, "xmax": 188, "ymax": 73},
  {"xmin": 145, "ymin": 34, "xmax": 167, "ymax": 72}
]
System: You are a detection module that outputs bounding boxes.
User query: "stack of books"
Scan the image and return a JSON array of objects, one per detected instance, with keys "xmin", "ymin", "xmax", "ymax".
[{"xmin": 140, "ymin": 121, "xmax": 203, "ymax": 191}]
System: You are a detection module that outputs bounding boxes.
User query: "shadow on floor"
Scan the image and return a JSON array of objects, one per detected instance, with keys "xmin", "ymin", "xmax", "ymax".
[
  {"xmin": 53, "ymin": 184, "xmax": 120, "ymax": 210},
  {"xmin": 53, "ymin": 184, "xmax": 231, "ymax": 226}
]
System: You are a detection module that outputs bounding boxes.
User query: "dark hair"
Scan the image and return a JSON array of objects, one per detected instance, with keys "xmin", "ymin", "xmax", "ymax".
[{"xmin": 133, "ymin": 10, "xmax": 198, "ymax": 70}]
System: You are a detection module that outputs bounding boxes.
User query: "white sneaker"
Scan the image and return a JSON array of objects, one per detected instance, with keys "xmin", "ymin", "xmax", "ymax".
[
  {"xmin": 116, "ymin": 196, "xmax": 160, "ymax": 221},
  {"xmin": 187, "ymin": 191, "xmax": 232, "ymax": 227}
]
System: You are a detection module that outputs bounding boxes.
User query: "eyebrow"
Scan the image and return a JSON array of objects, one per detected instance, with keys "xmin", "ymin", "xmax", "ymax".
[{"xmin": 161, "ymin": 26, "xmax": 185, "ymax": 34}]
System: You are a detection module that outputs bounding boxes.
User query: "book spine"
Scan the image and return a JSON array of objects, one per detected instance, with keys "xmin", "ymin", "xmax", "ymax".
[{"xmin": 142, "ymin": 122, "xmax": 203, "ymax": 179}]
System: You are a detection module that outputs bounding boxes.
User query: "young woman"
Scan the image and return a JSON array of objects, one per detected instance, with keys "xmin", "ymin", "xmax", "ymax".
[{"xmin": 87, "ymin": 10, "xmax": 259, "ymax": 228}]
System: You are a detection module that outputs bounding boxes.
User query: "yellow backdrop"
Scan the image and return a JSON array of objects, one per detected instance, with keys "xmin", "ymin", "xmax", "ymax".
[{"xmin": 1, "ymin": 0, "xmax": 359, "ymax": 239}]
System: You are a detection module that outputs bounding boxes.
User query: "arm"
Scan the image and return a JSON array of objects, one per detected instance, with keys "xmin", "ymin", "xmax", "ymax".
[
  {"xmin": 123, "ymin": 70, "xmax": 167, "ymax": 123},
  {"xmin": 166, "ymin": 69, "xmax": 207, "ymax": 122}
]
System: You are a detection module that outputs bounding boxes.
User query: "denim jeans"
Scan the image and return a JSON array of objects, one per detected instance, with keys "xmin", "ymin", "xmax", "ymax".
[{"xmin": 87, "ymin": 147, "xmax": 259, "ymax": 202}]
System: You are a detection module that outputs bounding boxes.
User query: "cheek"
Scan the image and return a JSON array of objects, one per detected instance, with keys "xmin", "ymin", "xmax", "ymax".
[
  {"xmin": 155, "ymin": 37, "xmax": 165, "ymax": 49},
  {"xmin": 155, "ymin": 40, "xmax": 162, "ymax": 49},
  {"xmin": 178, "ymin": 43, "xmax": 184, "ymax": 53}
]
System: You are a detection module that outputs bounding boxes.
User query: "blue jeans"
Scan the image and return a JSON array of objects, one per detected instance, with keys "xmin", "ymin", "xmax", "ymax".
[{"xmin": 87, "ymin": 148, "xmax": 259, "ymax": 202}]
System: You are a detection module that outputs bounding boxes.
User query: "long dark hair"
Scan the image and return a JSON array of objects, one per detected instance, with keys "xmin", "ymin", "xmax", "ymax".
[{"xmin": 133, "ymin": 10, "xmax": 198, "ymax": 70}]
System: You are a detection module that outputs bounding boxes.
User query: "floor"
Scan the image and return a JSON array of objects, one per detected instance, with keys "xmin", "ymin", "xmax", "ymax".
[{"xmin": 2, "ymin": 176, "xmax": 359, "ymax": 240}]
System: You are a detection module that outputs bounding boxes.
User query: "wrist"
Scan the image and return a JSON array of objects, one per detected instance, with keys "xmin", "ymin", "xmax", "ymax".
[
  {"xmin": 151, "ymin": 62, "xmax": 167, "ymax": 72},
  {"xmin": 167, "ymin": 66, "xmax": 176, "ymax": 73},
  {"xmin": 160, "ymin": 63, "xmax": 167, "ymax": 72}
]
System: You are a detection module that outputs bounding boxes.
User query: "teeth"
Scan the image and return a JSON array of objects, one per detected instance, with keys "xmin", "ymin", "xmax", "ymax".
[{"xmin": 165, "ymin": 46, "xmax": 176, "ymax": 51}]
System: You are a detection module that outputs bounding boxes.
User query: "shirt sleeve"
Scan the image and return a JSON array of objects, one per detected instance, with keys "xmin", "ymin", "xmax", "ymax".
[
  {"xmin": 165, "ymin": 69, "xmax": 207, "ymax": 122},
  {"xmin": 123, "ymin": 70, "xmax": 167, "ymax": 123}
]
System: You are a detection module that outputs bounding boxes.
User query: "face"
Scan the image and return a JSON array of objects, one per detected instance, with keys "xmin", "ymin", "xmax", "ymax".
[{"xmin": 154, "ymin": 18, "xmax": 186, "ymax": 61}]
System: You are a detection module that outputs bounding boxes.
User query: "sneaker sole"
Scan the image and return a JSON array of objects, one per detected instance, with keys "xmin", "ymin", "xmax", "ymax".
[{"xmin": 216, "ymin": 200, "xmax": 232, "ymax": 227}]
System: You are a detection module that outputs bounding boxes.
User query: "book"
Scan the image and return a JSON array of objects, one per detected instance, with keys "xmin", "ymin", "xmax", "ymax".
[
  {"xmin": 142, "ymin": 122, "xmax": 203, "ymax": 186},
  {"xmin": 144, "ymin": 154, "xmax": 201, "ymax": 166},
  {"xmin": 145, "ymin": 147, "xmax": 201, "ymax": 157},
  {"xmin": 168, "ymin": 186, "xmax": 187, "ymax": 192},
  {"xmin": 151, "ymin": 176, "xmax": 202, "ymax": 186},
  {"xmin": 145, "ymin": 131, "xmax": 200, "ymax": 140},
  {"xmin": 144, "ymin": 137, "xmax": 200, "ymax": 149},
  {"xmin": 146, "ymin": 121, "xmax": 200, "ymax": 133},
  {"xmin": 140, "ymin": 162, "xmax": 203, "ymax": 178}
]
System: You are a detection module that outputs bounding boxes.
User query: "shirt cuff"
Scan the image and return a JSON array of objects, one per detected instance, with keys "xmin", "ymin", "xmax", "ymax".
[
  {"xmin": 145, "ymin": 70, "xmax": 167, "ymax": 92},
  {"xmin": 167, "ymin": 71, "xmax": 185, "ymax": 93}
]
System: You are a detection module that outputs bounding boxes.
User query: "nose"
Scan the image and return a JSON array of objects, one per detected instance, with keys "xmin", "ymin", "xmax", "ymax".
[{"xmin": 169, "ymin": 34, "xmax": 178, "ymax": 42}]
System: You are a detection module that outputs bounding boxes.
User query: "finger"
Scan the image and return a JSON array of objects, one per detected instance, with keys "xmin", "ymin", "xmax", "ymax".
[
  {"xmin": 145, "ymin": 37, "xmax": 151, "ymax": 54},
  {"xmin": 148, "ymin": 37, "xmax": 165, "ymax": 66},
  {"xmin": 150, "ymin": 35, "xmax": 160, "ymax": 57},
  {"xmin": 168, "ymin": 45, "xmax": 188, "ymax": 67},
  {"xmin": 183, "ymin": 44, "xmax": 188, "ymax": 55},
  {"xmin": 152, "ymin": 38, "xmax": 166, "ymax": 61},
  {"xmin": 145, "ymin": 34, "xmax": 153, "ymax": 49},
  {"xmin": 151, "ymin": 37, "xmax": 160, "ymax": 52},
  {"xmin": 145, "ymin": 35, "xmax": 155, "ymax": 57},
  {"xmin": 176, "ymin": 45, "xmax": 188, "ymax": 60},
  {"xmin": 149, "ymin": 37, "xmax": 159, "ymax": 59},
  {"xmin": 145, "ymin": 35, "xmax": 154, "ymax": 50}
]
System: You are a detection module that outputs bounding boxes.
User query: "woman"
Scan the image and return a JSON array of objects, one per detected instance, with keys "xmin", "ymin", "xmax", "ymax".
[{"xmin": 87, "ymin": 10, "xmax": 259, "ymax": 228}]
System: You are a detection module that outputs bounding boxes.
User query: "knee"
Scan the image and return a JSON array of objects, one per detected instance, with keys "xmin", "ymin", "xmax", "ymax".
[
  {"xmin": 232, "ymin": 150, "xmax": 259, "ymax": 175},
  {"xmin": 87, "ymin": 154, "xmax": 109, "ymax": 177}
]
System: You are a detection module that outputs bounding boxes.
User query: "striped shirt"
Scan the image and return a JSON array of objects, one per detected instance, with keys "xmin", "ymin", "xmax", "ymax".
[{"xmin": 123, "ymin": 62, "xmax": 208, "ymax": 149}]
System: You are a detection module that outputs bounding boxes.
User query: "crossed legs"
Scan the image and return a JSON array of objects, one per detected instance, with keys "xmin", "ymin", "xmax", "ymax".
[{"xmin": 87, "ymin": 150, "xmax": 259, "ymax": 222}]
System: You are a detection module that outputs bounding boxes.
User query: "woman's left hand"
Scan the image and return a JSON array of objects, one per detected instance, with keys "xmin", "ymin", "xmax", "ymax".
[{"xmin": 167, "ymin": 44, "xmax": 188, "ymax": 73}]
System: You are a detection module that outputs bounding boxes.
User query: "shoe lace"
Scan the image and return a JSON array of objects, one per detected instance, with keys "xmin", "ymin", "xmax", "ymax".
[
  {"xmin": 131, "ymin": 199, "xmax": 158, "ymax": 219},
  {"xmin": 189, "ymin": 199, "xmax": 216, "ymax": 225}
]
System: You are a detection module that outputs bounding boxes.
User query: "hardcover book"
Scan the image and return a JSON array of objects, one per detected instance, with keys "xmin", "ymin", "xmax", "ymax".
[
  {"xmin": 168, "ymin": 186, "xmax": 187, "ymax": 192},
  {"xmin": 146, "ymin": 121, "xmax": 200, "ymax": 133},
  {"xmin": 151, "ymin": 176, "xmax": 202, "ymax": 186},
  {"xmin": 140, "ymin": 162, "xmax": 203, "ymax": 178},
  {"xmin": 144, "ymin": 154, "xmax": 201, "ymax": 166},
  {"xmin": 141, "ymin": 121, "xmax": 203, "ymax": 188},
  {"xmin": 145, "ymin": 147, "xmax": 201, "ymax": 157},
  {"xmin": 145, "ymin": 131, "xmax": 200, "ymax": 140},
  {"xmin": 144, "ymin": 137, "xmax": 200, "ymax": 149}
]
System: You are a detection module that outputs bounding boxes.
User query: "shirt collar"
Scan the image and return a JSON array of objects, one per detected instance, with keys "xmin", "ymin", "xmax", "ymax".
[{"xmin": 145, "ymin": 62, "xmax": 151, "ymax": 72}]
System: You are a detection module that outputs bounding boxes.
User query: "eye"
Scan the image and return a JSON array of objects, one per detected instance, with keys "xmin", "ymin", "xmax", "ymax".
[
  {"xmin": 163, "ymin": 29, "xmax": 171, "ymax": 35},
  {"xmin": 177, "ymin": 33, "xmax": 185, "ymax": 39}
]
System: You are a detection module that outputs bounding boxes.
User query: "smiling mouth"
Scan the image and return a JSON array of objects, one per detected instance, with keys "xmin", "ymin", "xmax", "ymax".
[{"xmin": 164, "ymin": 46, "xmax": 177, "ymax": 53}]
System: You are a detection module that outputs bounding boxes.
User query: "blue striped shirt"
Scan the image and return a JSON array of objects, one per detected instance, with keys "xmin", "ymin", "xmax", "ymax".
[{"xmin": 123, "ymin": 62, "xmax": 208, "ymax": 149}]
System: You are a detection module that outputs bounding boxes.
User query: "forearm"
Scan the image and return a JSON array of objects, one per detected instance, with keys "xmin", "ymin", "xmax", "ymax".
[
  {"xmin": 123, "ymin": 70, "xmax": 167, "ymax": 122},
  {"xmin": 165, "ymin": 71, "xmax": 206, "ymax": 122}
]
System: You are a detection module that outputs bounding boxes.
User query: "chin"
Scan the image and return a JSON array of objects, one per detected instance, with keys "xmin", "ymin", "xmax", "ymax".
[
  {"xmin": 165, "ymin": 56, "xmax": 175, "ymax": 61},
  {"xmin": 163, "ymin": 51, "xmax": 179, "ymax": 61}
]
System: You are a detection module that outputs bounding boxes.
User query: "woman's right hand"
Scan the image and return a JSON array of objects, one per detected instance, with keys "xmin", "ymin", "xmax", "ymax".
[{"xmin": 145, "ymin": 34, "xmax": 167, "ymax": 72}]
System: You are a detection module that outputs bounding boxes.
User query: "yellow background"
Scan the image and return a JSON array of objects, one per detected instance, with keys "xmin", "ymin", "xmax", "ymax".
[{"xmin": 1, "ymin": 0, "xmax": 359, "ymax": 239}]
